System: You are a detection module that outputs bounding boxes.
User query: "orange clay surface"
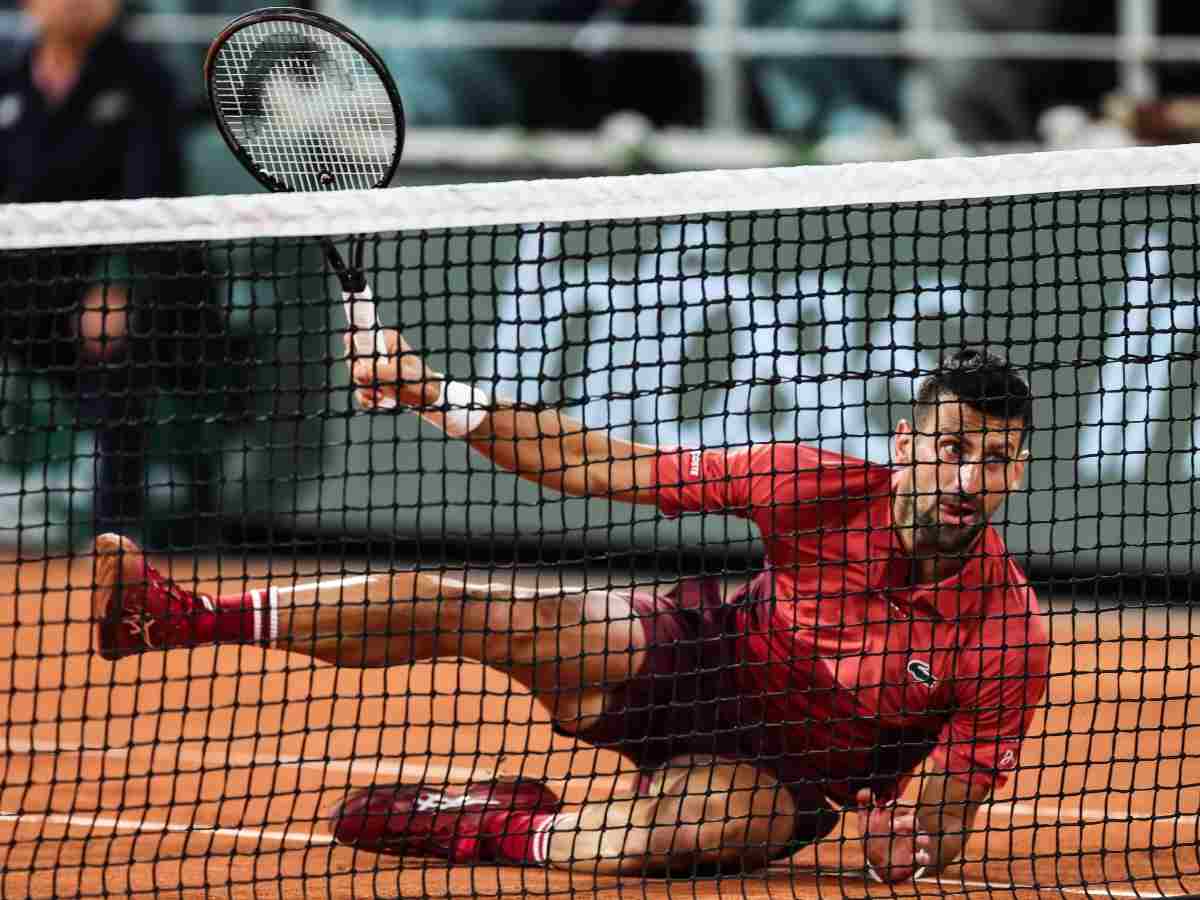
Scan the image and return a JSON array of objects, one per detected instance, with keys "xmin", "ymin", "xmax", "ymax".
[{"xmin": 1, "ymin": 550, "xmax": 1199, "ymax": 900}]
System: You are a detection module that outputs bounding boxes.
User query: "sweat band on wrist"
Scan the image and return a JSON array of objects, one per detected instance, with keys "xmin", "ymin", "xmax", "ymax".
[{"xmin": 432, "ymin": 380, "xmax": 490, "ymax": 438}]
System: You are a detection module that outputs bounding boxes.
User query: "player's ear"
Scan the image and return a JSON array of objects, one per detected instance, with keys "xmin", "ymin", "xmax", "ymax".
[{"xmin": 894, "ymin": 420, "xmax": 914, "ymax": 465}]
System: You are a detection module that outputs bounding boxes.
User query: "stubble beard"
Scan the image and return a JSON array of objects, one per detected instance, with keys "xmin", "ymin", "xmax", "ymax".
[
  {"xmin": 912, "ymin": 496, "xmax": 987, "ymax": 554},
  {"xmin": 896, "ymin": 490, "xmax": 988, "ymax": 556}
]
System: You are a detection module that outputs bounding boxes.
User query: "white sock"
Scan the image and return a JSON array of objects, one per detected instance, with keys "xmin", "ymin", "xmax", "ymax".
[
  {"xmin": 247, "ymin": 587, "xmax": 280, "ymax": 646},
  {"xmin": 249, "ymin": 589, "xmax": 264, "ymax": 644},
  {"xmin": 531, "ymin": 813, "xmax": 570, "ymax": 865},
  {"xmin": 266, "ymin": 586, "xmax": 279, "ymax": 645}
]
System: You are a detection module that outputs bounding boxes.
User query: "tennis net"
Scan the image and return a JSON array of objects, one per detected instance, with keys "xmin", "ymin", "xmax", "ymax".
[{"xmin": 1, "ymin": 145, "xmax": 1200, "ymax": 899}]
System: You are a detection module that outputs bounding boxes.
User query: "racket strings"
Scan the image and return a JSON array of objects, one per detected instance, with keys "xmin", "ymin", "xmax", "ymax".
[{"xmin": 210, "ymin": 19, "xmax": 397, "ymax": 191}]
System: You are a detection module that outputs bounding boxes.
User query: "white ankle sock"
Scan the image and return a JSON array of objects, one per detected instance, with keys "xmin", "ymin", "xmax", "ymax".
[
  {"xmin": 531, "ymin": 813, "xmax": 572, "ymax": 865},
  {"xmin": 248, "ymin": 587, "xmax": 279, "ymax": 646}
]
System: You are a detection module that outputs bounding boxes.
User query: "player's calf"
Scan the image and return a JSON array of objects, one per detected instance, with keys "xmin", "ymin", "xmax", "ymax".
[{"xmin": 590, "ymin": 756, "xmax": 819, "ymax": 875}]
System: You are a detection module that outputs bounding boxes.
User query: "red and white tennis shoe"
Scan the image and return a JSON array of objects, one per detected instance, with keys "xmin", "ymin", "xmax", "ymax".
[
  {"xmin": 329, "ymin": 778, "xmax": 562, "ymax": 863},
  {"xmin": 91, "ymin": 533, "xmax": 217, "ymax": 661}
]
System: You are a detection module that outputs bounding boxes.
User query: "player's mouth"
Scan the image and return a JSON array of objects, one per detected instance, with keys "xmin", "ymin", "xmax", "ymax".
[{"xmin": 937, "ymin": 499, "xmax": 978, "ymax": 525}]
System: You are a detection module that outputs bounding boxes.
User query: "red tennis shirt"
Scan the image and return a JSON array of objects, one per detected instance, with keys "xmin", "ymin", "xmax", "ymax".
[{"xmin": 653, "ymin": 442, "xmax": 1050, "ymax": 805}]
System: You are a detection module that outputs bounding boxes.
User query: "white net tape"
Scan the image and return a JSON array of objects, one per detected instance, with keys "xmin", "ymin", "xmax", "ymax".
[{"xmin": 1, "ymin": 144, "xmax": 1200, "ymax": 250}]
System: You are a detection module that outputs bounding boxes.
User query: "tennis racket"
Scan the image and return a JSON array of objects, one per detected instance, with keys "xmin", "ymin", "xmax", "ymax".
[{"xmin": 204, "ymin": 6, "xmax": 405, "ymax": 405}]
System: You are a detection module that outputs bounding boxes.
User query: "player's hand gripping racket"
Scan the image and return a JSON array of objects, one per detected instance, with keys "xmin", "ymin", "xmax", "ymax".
[{"xmin": 205, "ymin": 7, "xmax": 405, "ymax": 407}]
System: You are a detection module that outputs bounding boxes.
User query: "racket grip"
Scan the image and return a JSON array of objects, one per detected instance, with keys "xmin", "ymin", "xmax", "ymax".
[
  {"xmin": 343, "ymin": 286, "xmax": 389, "ymax": 357},
  {"xmin": 343, "ymin": 285, "xmax": 397, "ymax": 410}
]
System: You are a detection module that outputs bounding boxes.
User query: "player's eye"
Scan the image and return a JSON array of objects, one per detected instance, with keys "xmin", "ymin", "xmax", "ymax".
[{"xmin": 938, "ymin": 441, "xmax": 961, "ymax": 462}]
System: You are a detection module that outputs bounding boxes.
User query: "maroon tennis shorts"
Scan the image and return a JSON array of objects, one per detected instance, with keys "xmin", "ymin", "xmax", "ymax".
[{"xmin": 555, "ymin": 577, "xmax": 839, "ymax": 858}]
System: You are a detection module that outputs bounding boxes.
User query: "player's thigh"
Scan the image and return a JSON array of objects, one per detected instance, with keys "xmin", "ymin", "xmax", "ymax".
[
  {"xmin": 635, "ymin": 754, "xmax": 814, "ymax": 871},
  {"xmin": 440, "ymin": 581, "xmax": 645, "ymax": 705}
]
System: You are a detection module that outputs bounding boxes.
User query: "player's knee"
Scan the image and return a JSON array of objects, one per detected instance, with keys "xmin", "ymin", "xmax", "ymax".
[{"xmin": 496, "ymin": 591, "xmax": 610, "ymax": 662}]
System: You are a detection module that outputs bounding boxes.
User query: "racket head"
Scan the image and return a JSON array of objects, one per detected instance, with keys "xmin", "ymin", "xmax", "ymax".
[{"xmin": 204, "ymin": 6, "xmax": 405, "ymax": 193}]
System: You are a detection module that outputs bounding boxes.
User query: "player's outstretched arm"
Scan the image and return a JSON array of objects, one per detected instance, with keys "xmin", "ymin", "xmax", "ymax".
[{"xmin": 346, "ymin": 329, "xmax": 661, "ymax": 503}]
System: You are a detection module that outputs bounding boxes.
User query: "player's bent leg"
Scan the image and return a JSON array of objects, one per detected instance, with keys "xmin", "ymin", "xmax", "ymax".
[
  {"xmin": 327, "ymin": 755, "xmax": 832, "ymax": 875},
  {"xmin": 277, "ymin": 571, "xmax": 643, "ymax": 684},
  {"xmin": 275, "ymin": 570, "xmax": 647, "ymax": 728},
  {"xmin": 558, "ymin": 754, "xmax": 825, "ymax": 875}
]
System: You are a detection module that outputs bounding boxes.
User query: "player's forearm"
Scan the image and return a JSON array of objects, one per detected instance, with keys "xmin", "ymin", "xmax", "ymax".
[
  {"xmin": 915, "ymin": 771, "xmax": 985, "ymax": 872},
  {"xmin": 468, "ymin": 401, "xmax": 657, "ymax": 502},
  {"xmin": 346, "ymin": 334, "xmax": 659, "ymax": 502},
  {"xmin": 917, "ymin": 815, "xmax": 969, "ymax": 872}
]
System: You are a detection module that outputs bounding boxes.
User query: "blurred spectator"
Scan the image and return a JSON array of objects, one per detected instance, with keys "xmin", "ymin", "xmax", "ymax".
[
  {"xmin": 916, "ymin": 0, "xmax": 1104, "ymax": 142},
  {"xmin": 745, "ymin": 0, "xmax": 900, "ymax": 138},
  {"xmin": 344, "ymin": 0, "xmax": 899, "ymax": 138},
  {"xmin": 919, "ymin": 0, "xmax": 1065, "ymax": 143},
  {"xmin": 501, "ymin": 0, "xmax": 703, "ymax": 130},
  {"xmin": 0, "ymin": 0, "xmax": 224, "ymax": 540},
  {"xmin": 919, "ymin": 1, "xmax": 1200, "ymax": 145},
  {"xmin": 357, "ymin": 0, "xmax": 704, "ymax": 130}
]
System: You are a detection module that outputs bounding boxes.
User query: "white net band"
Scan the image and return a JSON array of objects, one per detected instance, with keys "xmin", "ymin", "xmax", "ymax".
[{"xmin": 2, "ymin": 143, "xmax": 1199, "ymax": 250}]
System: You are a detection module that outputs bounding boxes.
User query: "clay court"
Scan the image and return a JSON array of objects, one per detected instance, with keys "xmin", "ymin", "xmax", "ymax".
[{"xmin": 1, "ymin": 550, "xmax": 1198, "ymax": 900}]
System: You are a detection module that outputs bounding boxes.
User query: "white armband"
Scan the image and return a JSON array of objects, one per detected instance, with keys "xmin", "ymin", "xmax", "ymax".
[{"xmin": 430, "ymin": 380, "xmax": 490, "ymax": 438}]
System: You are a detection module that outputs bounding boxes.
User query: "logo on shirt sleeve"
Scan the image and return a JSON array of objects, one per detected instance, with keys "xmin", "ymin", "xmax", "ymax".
[
  {"xmin": 688, "ymin": 450, "xmax": 701, "ymax": 477},
  {"xmin": 998, "ymin": 749, "xmax": 1017, "ymax": 770},
  {"xmin": 906, "ymin": 659, "xmax": 937, "ymax": 688}
]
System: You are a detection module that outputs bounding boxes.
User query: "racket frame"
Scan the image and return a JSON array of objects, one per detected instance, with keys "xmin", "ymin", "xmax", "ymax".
[
  {"xmin": 204, "ymin": 5, "xmax": 403, "ymax": 384},
  {"xmin": 203, "ymin": 5, "xmax": 405, "ymax": 196}
]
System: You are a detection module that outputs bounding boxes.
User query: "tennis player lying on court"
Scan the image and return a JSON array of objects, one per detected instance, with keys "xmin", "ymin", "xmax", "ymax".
[{"xmin": 91, "ymin": 339, "xmax": 1049, "ymax": 882}]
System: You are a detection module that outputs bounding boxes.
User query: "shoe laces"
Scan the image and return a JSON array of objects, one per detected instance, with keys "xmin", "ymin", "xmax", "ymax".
[{"xmin": 141, "ymin": 563, "xmax": 197, "ymax": 620}]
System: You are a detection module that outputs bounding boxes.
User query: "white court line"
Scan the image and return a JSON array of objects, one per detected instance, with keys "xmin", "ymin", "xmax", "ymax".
[
  {"xmin": 0, "ymin": 736, "xmax": 488, "ymax": 784},
  {"xmin": 990, "ymin": 800, "xmax": 1200, "ymax": 829},
  {"xmin": 0, "ymin": 810, "xmax": 332, "ymax": 848},
  {"xmin": 273, "ymin": 575, "xmax": 374, "ymax": 596}
]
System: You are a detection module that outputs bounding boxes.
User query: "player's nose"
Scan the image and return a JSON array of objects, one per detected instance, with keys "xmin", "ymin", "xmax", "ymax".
[{"xmin": 954, "ymin": 459, "xmax": 985, "ymax": 494}]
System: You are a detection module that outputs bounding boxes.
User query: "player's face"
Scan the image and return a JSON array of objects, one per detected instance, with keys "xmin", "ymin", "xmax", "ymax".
[{"xmin": 893, "ymin": 397, "xmax": 1028, "ymax": 556}]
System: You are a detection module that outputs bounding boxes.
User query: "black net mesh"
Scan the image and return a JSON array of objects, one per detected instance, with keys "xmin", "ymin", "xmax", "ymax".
[{"xmin": 2, "ymin": 184, "xmax": 1200, "ymax": 899}]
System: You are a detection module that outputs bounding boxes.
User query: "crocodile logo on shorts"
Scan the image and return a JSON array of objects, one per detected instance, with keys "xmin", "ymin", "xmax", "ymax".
[{"xmin": 907, "ymin": 659, "xmax": 936, "ymax": 687}]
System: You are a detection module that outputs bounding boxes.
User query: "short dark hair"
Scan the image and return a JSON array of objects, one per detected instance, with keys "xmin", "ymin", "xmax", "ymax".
[{"xmin": 913, "ymin": 348, "xmax": 1033, "ymax": 445}]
